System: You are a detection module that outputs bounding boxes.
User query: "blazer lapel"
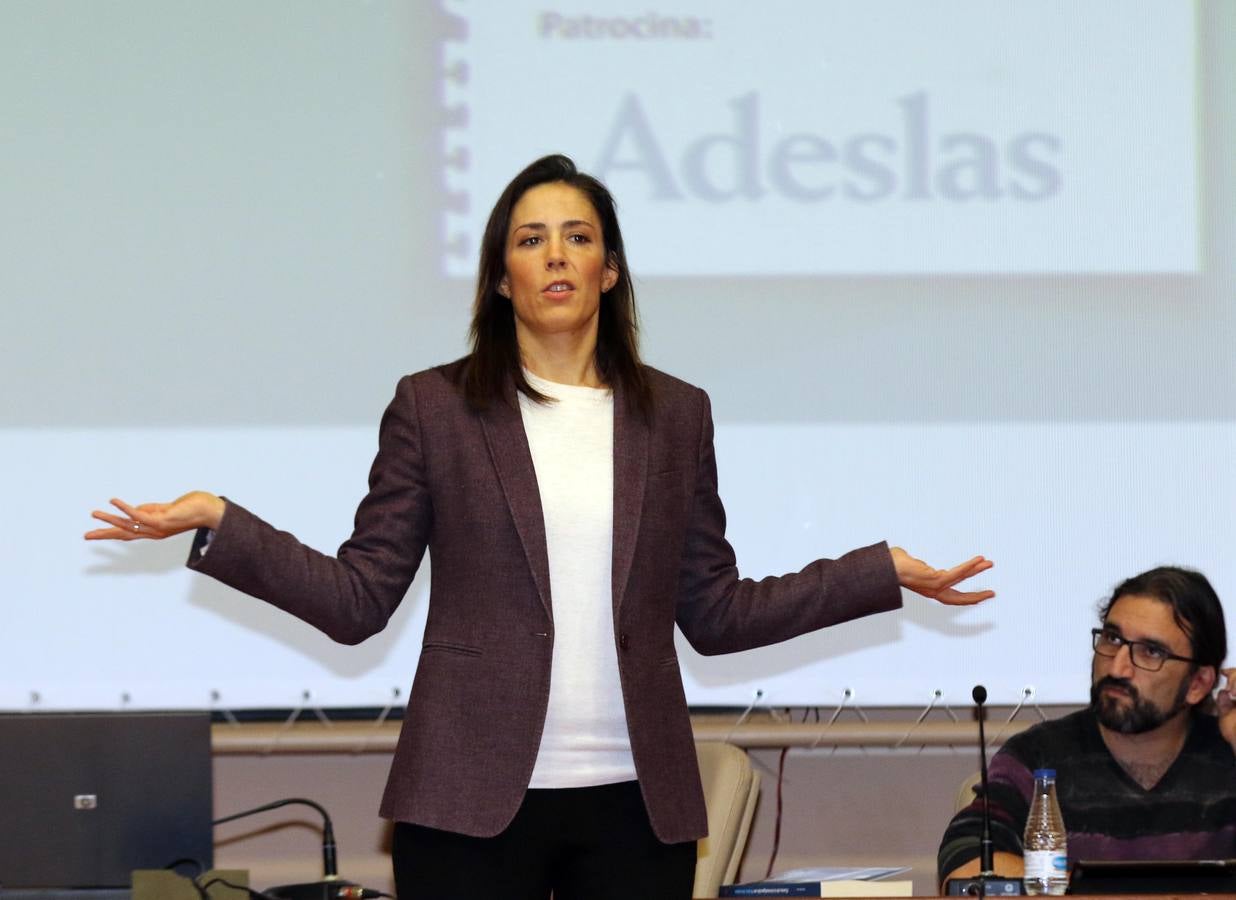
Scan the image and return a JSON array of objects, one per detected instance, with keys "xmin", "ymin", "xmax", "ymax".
[
  {"xmin": 611, "ymin": 381, "xmax": 648, "ymax": 617},
  {"xmin": 480, "ymin": 390, "xmax": 553, "ymax": 622}
]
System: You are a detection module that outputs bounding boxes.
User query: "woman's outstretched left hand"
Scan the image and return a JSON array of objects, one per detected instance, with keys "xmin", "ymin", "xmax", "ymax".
[{"xmin": 890, "ymin": 547, "xmax": 994, "ymax": 606}]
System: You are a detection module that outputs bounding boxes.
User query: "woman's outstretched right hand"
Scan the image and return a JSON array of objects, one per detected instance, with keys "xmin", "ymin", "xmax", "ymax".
[{"xmin": 84, "ymin": 492, "xmax": 225, "ymax": 541}]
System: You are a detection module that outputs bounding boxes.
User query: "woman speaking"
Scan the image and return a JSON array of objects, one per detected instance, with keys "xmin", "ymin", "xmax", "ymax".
[{"xmin": 87, "ymin": 154, "xmax": 993, "ymax": 900}]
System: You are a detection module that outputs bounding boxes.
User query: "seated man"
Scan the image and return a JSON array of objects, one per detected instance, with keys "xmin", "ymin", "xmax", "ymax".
[{"xmin": 938, "ymin": 566, "xmax": 1236, "ymax": 886}]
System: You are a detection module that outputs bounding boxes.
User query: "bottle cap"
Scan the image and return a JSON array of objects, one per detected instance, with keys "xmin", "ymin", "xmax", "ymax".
[{"xmin": 1033, "ymin": 768, "xmax": 1056, "ymax": 778}]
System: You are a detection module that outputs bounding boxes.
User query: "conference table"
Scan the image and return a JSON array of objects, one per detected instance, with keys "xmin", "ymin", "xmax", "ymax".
[{"xmin": 3, "ymin": 891, "xmax": 1232, "ymax": 899}]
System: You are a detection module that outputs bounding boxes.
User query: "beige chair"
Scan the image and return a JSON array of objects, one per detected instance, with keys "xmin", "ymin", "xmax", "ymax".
[
  {"xmin": 694, "ymin": 741, "xmax": 761, "ymax": 898},
  {"xmin": 955, "ymin": 771, "xmax": 982, "ymax": 812}
]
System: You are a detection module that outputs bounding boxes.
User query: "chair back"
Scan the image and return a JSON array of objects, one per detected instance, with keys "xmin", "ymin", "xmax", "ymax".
[
  {"xmin": 694, "ymin": 741, "xmax": 760, "ymax": 898},
  {"xmin": 955, "ymin": 770, "xmax": 982, "ymax": 812}
]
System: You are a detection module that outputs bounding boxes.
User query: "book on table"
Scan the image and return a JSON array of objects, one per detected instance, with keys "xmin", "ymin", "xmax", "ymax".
[{"xmin": 720, "ymin": 866, "xmax": 913, "ymax": 897}]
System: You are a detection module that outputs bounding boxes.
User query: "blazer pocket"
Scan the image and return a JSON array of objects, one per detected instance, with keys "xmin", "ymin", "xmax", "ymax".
[
  {"xmin": 421, "ymin": 639, "xmax": 482, "ymax": 658},
  {"xmin": 649, "ymin": 467, "xmax": 686, "ymax": 479}
]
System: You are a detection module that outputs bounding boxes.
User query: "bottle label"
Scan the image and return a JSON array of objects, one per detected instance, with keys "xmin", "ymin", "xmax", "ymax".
[{"xmin": 1025, "ymin": 850, "xmax": 1068, "ymax": 879}]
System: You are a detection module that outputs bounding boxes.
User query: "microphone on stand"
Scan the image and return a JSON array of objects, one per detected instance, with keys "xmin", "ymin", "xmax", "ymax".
[
  {"xmin": 974, "ymin": 684, "xmax": 995, "ymax": 883},
  {"xmin": 212, "ymin": 798, "xmax": 383, "ymax": 899},
  {"xmin": 945, "ymin": 686, "xmax": 1023, "ymax": 896}
]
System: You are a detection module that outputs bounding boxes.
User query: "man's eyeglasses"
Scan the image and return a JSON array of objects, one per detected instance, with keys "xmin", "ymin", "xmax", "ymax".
[{"xmin": 1091, "ymin": 627, "xmax": 1197, "ymax": 672}]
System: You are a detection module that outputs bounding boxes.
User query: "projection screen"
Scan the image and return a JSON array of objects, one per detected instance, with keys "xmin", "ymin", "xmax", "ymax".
[{"xmin": 3, "ymin": 0, "xmax": 1233, "ymax": 713}]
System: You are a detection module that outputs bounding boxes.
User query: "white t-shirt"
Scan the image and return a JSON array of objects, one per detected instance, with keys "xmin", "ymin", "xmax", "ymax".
[{"xmin": 519, "ymin": 370, "xmax": 637, "ymax": 788}]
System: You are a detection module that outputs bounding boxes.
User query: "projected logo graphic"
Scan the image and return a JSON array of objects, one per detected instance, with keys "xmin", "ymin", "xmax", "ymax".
[
  {"xmin": 592, "ymin": 91, "xmax": 1060, "ymax": 204},
  {"xmin": 439, "ymin": 1, "xmax": 1196, "ymax": 277}
]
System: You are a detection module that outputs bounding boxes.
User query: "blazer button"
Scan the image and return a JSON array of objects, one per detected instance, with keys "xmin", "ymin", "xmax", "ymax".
[{"xmin": 619, "ymin": 633, "xmax": 629, "ymax": 651}]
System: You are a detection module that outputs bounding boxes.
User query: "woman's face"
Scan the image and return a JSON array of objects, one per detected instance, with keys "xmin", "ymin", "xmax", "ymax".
[{"xmin": 499, "ymin": 181, "xmax": 619, "ymax": 345}]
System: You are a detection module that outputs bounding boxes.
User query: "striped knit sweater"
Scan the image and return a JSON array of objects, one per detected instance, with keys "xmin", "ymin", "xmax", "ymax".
[{"xmin": 938, "ymin": 708, "xmax": 1236, "ymax": 884}]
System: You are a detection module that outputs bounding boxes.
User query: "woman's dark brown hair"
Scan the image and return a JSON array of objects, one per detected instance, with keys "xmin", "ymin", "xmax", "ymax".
[{"xmin": 461, "ymin": 154, "xmax": 650, "ymax": 416}]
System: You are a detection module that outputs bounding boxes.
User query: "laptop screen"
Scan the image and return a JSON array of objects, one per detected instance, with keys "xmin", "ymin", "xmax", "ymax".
[
  {"xmin": 1068, "ymin": 859, "xmax": 1236, "ymax": 895},
  {"xmin": 0, "ymin": 712, "xmax": 213, "ymax": 889}
]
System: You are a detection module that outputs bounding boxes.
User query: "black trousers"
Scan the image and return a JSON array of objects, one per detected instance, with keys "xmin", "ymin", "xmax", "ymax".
[{"xmin": 391, "ymin": 780, "xmax": 697, "ymax": 900}]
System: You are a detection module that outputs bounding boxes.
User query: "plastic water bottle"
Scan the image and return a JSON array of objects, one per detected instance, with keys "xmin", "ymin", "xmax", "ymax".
[{"xmin": 1023, "ymin": 768, "xmax": 1068, "ymax": 895}]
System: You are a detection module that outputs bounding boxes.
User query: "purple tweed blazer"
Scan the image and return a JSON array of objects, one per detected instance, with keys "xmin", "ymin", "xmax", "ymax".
[{"xmin": 188, "ymin": 361, "xmax": 902, "ymax": 843}]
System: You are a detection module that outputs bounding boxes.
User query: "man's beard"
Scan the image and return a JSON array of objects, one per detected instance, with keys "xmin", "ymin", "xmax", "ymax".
[{"xmin": 1090, "ymin": 675, "xmax": 1190, "ymax": 734}]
